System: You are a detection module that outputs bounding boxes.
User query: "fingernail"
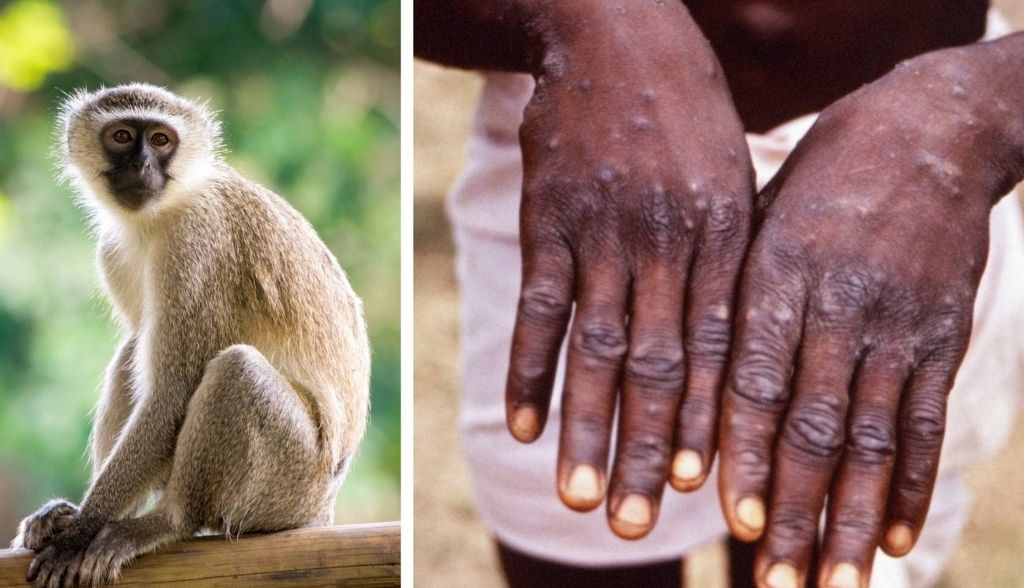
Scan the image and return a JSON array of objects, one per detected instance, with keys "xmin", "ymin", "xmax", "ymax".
[
  {"xmin": 611, "ymin": 493, "xmax": 652, "ymax": 539},
  {"xmin": 671, "ymin": 449, "xmax": 703, "ymax": 484},
  {"xmin": 509, "ymin": 405, "xmax": 540, "ymax": 442},
  {"xmin": 563, "ymin": 465, "xmax": 604, "ymax": 509},
  {"xmin": 765, "ymin": 562, "xmax": 799, "ymax": 588},
  {"xmin": 736, "ymin": 495, "xmax": 765, "ymax": 533},
  {"xmin": 826, "ymin": 562, "xmax": 861, "ymax": 588},
  {"xmin": 884, "ymin": 523, "xmax": 914, "ymax": 555}
]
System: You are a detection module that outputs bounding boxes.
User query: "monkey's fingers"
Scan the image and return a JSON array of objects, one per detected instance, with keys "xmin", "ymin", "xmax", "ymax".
[{"xmin": 26, "ymin": 546, "xmax": 52, "ymax": 583}]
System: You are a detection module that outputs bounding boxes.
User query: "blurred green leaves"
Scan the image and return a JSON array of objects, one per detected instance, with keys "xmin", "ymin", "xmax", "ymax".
[
  {"xmin": 0, "ymin": 0, "xmax": 74, "ymax": 91},
  {"xmin": 0, "ymin": 0, "xmax": 399, "ymax": 535}
]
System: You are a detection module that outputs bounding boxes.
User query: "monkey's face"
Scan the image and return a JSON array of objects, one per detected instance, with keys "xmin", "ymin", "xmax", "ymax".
[
  {"xmin": 99, "ymin": 119, "xmax": 178, "ymax": 210},
  {"xmin": 59, "ymin": 83, "xmax": 223, "ymax": 218}
]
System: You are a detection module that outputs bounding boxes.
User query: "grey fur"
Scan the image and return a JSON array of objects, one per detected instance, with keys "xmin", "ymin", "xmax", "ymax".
[{"xmin": 12, "ymin": 84, "xmax": 370, "ymax": 587}]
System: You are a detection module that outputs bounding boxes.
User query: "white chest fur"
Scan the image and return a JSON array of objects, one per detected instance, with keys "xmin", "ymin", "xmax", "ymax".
[{"xmin": 97, "ymin": 228, "xmax": 151, "ymax": 331}]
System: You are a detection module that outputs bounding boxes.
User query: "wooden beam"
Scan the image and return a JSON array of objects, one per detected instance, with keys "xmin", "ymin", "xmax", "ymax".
[{"xmin": 0, "ymin": 522, "xmax": 399, "ymax": 587}]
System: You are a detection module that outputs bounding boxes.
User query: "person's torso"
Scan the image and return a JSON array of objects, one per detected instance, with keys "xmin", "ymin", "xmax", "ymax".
[{"xmin": 686, "ymin": 0, "xmax": 990, "ymax": 131}]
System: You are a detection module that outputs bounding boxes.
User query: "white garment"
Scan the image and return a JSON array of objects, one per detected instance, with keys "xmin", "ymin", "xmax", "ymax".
[{"xmin": 450, "ymin": 11, "xmax": 1023, "ymax": 586}]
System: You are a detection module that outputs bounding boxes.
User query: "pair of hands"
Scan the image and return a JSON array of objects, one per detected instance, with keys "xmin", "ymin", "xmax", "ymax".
[
  {"xmin": 13, "ymin": 499, "xmax": 130, "ymax": 588},
  {"xmin": 504, "ymin": 9, "xmax": 1022, "ymax": 586}
]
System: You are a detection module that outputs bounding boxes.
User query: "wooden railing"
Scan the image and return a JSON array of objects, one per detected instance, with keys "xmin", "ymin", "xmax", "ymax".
[{"xmin": 0, "ymin": 522, "xmax": 400, "ymax": 586}]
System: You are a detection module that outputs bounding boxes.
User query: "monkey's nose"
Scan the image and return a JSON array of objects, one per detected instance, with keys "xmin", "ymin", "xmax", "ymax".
[{"xmin": 131, "ymin": 160, "xmax": 153, "ymax": 178}]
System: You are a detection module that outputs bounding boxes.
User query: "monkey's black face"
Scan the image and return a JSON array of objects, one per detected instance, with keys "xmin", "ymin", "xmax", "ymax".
[{"xmin": 100, "ymin": 118, "xmax": 178, "ymax": 210}]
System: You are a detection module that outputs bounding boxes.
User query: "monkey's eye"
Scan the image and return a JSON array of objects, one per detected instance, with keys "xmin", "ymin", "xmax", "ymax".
[
  {"xmin": 150, "ymin": 133, "xmax": 170, "ymax": 147},
  {"xmin": 112, "ymin": 129, "xmax": 133, "ymax": 144}
]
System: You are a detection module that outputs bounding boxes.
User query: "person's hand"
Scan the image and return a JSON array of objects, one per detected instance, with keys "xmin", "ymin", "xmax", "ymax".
[
  {"xmin": 504, "ymin": 1, "xmax": 755, "ymax": 538},
  {"xmin": 718, "ymin": 40, "xmax": 1024, "ymax": 587}
]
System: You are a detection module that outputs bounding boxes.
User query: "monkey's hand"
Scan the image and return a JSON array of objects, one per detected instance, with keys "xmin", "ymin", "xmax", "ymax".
[
  {"xmin": 26, "ymin": 517, "xmax": 104, "ymax": 588},
  {"xmin": 12, "ymin": 499, "xmax": 80, "ymax": 552},
  {"xmin": 75, "ymin": 522, "xmax": 149, "ymax": 587}
]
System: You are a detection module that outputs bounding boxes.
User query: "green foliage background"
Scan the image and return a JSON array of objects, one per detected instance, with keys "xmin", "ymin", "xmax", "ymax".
[{"xmin": 0, "ymin": 0, "xmax": 400, "ymax": 539}]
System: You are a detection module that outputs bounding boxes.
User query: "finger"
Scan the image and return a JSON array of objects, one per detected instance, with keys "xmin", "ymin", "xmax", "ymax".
[
  {"xmin": 27, "ymin": 547, "xmax": 51, "ymax": 582},
  {"xmin": 70, "ymin": 553, "xmax": 88, "ymax": 588},
  {"xmin": 881, "ymin": 352, "xmax": 960, "ymax": 557},
  {"xmin": 505, "ymin": 236, "xmax": 575, "ymax": 442},
  {"xmin": 556, "ymin": 257, "xmax": 631, "ymax": 511},
  {"xmin": 604, "ymin": 260, "xmax": 686, "ymax": 538},
  {"xmin": 673, "ymin": 194, "xmax": 748, "ymax": 490},
  {"xmin": 51, "ymin": 561, "xmax": 66, "ymax": 588},
  {"xmin": 819, "ymin": 353, "xmax": 909, "ymax": 588},
  {"xmin": 755, "ymin": 329, "xmax": 860, "ymax": 587},
  {"xmin": 719, "ymin": 255, "xmax": 807, "ymax": 542},
  {"xmin": 81, "ymin": 547, "xmax": 100, "ymax": 588}
]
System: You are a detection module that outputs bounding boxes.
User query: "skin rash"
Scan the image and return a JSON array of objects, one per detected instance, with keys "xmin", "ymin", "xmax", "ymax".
[{"xmin": 416, "ymin": 1, "xmax": 1024, "ymax": 586}]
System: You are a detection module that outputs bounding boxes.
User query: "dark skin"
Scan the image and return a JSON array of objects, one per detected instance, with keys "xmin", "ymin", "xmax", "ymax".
[
  {"xmin": 421, "ymin": 0, "xmax": 756, "ymax": 538},
  {"xmin": 416, "ymin": 1, "xmax": 1024, "ymax": 586},
  {"xmin": 99, "ymin": 119, "xmax": 178, "ymax": 210},
  {"xmin": 721, "ymin": 39, "xmax": 1024, "ymax": 587}
]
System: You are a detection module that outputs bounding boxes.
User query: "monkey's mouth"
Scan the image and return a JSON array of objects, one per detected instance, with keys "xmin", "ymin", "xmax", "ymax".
[
  {"xmin": 104, "ymin": 172, "xmax": 165, "ymax": 210},
  {"xmin": 114, "ymin": 187, "xmax": 158, "ymax": 210}
]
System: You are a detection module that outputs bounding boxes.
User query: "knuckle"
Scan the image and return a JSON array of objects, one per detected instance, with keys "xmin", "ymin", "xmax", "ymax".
[
  {"xmin": 638, "ymin": 189, "xmax": 686, "ymax": 255},
  {"xmin": 730, "ymin": 447, "xmax": 772, "ymax": 482},
  {"xmin": 894, "ymin": 466, "xmax": 934, "ymax": 500},
  {"xmin": 564, "ymin": 409, "xmax": 611, "ymax": 443},
  {"xmin": 903, "ymin": 396, "xmax": 946, "ymax": 446},
  {"xmin": 572, "ymin": 321, "xmax": 628, "ymax": 364},
  {"xmin": 919, "ymin": 315, "xmax": 971, "ymax": 362},
  {"xmin": 729, "ymin": 346, "xmax": 792, "ymax": 407},
  {"xmin": 872, "ymin": 291, "xmax": 923, "ymax": 328},
  {"xmin": 521, "ymin": 184, "xmax": 582, "ymax": 231},
  {"xmin": 757, "ymin": 240, "xmax": 809, "ymax": 286},
  {"xmin": 830, "ymin": 510, "xmax": 883, "ymax": 541},
  {"xmin": 686, "ymin": 309, "xmax": 732, "ymax": 367},
  {"xmin": 812, "ymin": 267, "xmax": 878, "ymax": 325},
  {"xmin": 508, "ymin": 363, "xmax": 550, "ymax": 403},
  {"xmin": 518, "ymin": 279, "xmax": 571, "ymax": 325},
  {"xmin": 846, "ymin": 413, "xmax": 896, "ymax": 463},
  {"xmin": 618, "ymin": 432, "xmax": 672, "ymax": 474},
  {"xmin": 769, "ymin": 502, "xmax": 820, "ymax": 544},
  {"xmin": 625, "ymin": 340, "xmax": 685, "ymax": 388},
  {"xmin": 783, "ymin": 398, "xmax": 846, "ymax": 459},
  {"xmin": 703, "ymin": 193, "xmax": 746, "ymax": 241}
]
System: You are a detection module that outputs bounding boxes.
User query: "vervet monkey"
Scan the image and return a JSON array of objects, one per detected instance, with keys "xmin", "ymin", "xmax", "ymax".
[{"xmin": 11, "ymin": 83, "xmax": 371, "ymax": 587}]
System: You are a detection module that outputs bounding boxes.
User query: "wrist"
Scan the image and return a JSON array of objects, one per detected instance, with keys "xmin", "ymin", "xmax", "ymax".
[
  {"xmin": 71, "ymin": 511, "xmax": 106, "ymax": 537},
  {"xmin": 879, "ymin": 37, "xmax": 1024, "ymax": 208},
  {"xmin": 969, "ymin": 32, "xmax": 1024, "ymax": 197},
  {"xmin": 520, "ymin": 0, "xmax": 707, "ymax": 80}
]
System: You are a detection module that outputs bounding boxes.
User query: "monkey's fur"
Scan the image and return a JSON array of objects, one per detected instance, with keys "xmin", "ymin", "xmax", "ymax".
[{"xmin": 12, "ymin": 83, "xmax": 370, "ymax": 587}]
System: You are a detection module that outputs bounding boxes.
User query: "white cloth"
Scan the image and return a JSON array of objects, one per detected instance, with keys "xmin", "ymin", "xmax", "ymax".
[{"xmin": 450, "ymin": 10, "xmax": 1023, "ymax": 585}]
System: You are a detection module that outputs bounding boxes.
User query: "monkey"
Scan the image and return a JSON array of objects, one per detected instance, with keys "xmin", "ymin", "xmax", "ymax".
[{"xmin": 10, "ymin": 83, "xmax": 371, "ymax": 587}]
